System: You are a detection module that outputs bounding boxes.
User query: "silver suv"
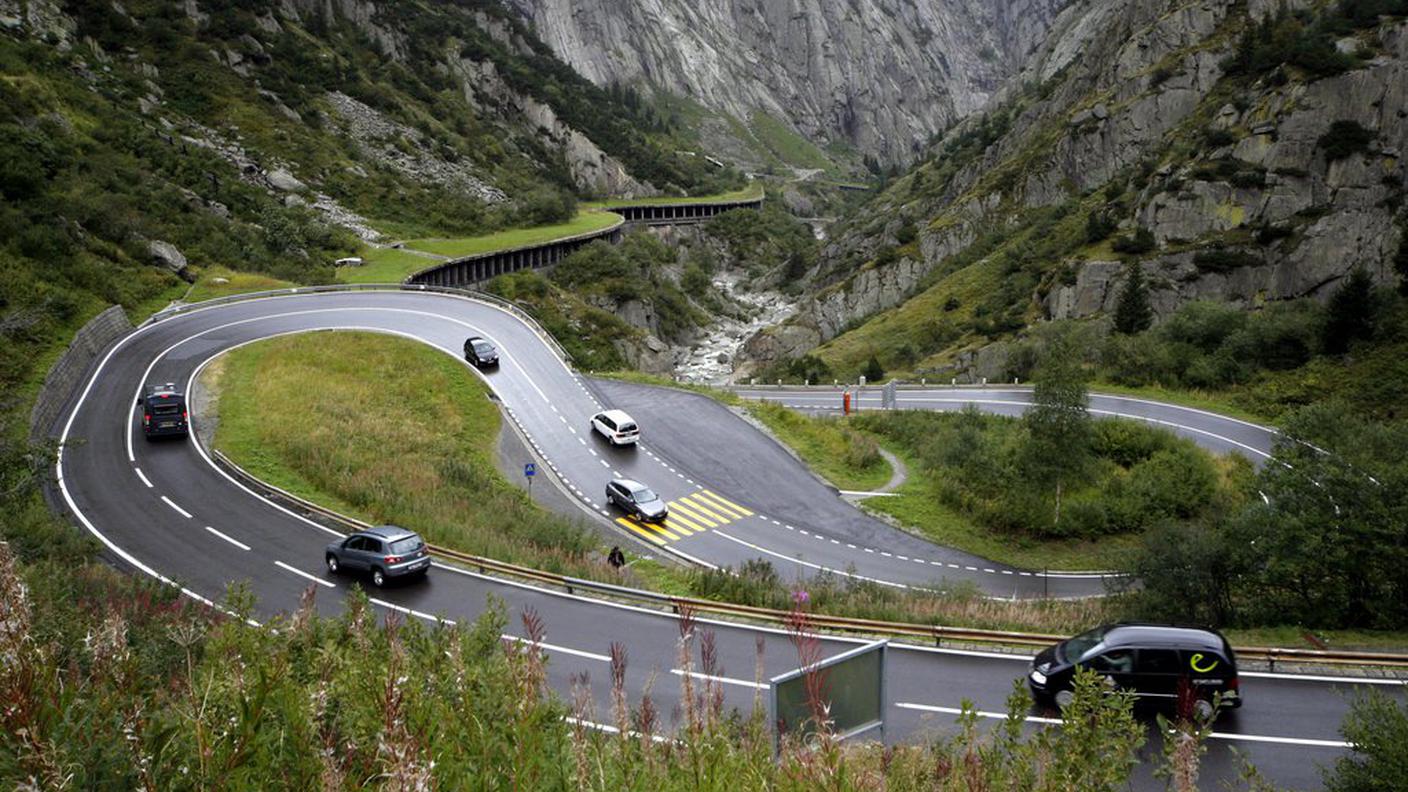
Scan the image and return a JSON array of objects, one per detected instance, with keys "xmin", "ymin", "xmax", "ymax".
[{"xmin": 325, "ymin": 525, "xmax": 430, "ymax": 587}]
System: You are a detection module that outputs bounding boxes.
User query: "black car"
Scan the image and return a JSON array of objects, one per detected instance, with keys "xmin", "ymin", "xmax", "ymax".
[
  {"xmin": 138, "ymin": 383, "xmax": 188, "ymax": 439},
  {"xmin": 605, "ymin": 478, "xmax": 669, "ymax": 523},
  {"xmin": 1029, "ymin": 623, "xmax": 1241, "ymax": 716},
  {"xmin": 325, "ymin": 525, "xmax": 430, "ymax": 587},
  {"xmin": 463, "ymin": 336, "xmax": 499, "ymax": 368}
]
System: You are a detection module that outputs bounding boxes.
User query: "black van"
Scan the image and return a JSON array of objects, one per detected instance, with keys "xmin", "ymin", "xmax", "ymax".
[
  {"xmin": 139, "ymin": 383, "xmax": 189, "ymax": 439},
  {"xmin": 1028, "ymin": 623, "xmax": 1240, "ymax": 715}
]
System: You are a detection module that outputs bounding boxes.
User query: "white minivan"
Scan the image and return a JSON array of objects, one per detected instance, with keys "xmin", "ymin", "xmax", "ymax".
[{"xmin": 590, "ymin": 409, "xmax": 639, "ymax": 446}]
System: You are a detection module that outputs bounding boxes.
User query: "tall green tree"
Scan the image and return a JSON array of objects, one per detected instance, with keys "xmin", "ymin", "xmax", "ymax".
[
  {"xmin": 1113, "ymin": 262, "xmax": 1153, "ymax": 334},
  {"xmin": 1024, "ymin": 327, "xmax": 1091, "ymax": 524},
  {"xmin": 1323, "ymin": 267, "xmax": 1378, "ymax": 353}
]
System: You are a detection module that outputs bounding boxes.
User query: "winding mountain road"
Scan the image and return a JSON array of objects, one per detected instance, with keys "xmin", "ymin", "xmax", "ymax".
[{"xmin": 49, "ymin": 288, "xmax": 1399, "ymax": 790}]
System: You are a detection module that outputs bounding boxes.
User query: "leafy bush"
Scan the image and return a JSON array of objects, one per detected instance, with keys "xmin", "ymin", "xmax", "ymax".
[
  {"xmin": 1193, "ymin": 246, "xmax": 1263, "ymax": 273},
  {"xmin": 1318, "ymin": 120, "xmax": 1377, "ymax": 161},
  {"xmin": 1111, "ymin": 228, "xmax": 1156, "ymax": 254}
]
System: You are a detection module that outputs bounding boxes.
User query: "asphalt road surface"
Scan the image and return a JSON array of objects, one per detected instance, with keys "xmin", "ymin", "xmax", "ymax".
[{"xmin": 50, "ymin": 289, "xmax": 1399, "ymax": 790}]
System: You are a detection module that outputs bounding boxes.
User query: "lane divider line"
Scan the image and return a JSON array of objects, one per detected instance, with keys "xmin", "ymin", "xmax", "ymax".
[
  {"xmin": 274, "ymin": 560, "xmax": 335, "ymax": 588},
  {"xmin": 161, "ymin": 496, "xmax": 192, "ymax": 519},
  {"xmin": 134, "ymin": 467, "xmax": 153, "ymax": 488},
  {"xmin": 670, "ymin": 668, "xmax": 769, "ymax": 690},
  {"xmin": 204, "ymin": 525, "xmax": 251, "ymax": 551}
]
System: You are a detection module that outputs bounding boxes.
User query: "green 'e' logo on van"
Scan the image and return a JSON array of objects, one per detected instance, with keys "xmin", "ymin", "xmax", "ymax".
[{"xmin": 1189, "ymin": 653, "xmax": 1219, "ymax": 673}]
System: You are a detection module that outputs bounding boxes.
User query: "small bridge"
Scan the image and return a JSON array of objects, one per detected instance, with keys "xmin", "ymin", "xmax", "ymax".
[{"xmin": 406, "ymin": 191, "xmax": 764, "ymax": 288}]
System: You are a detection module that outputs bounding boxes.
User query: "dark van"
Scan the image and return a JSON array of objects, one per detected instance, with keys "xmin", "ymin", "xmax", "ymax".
[
  {"xmin": 139, "ymin": 383, "xmax": 188, "ymax": 439},
  {"xmin": 1028, "ymin": 623, "xmax": 1240, "ymax": 716}
]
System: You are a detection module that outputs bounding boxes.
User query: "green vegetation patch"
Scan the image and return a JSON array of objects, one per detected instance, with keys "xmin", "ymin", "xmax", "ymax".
[
  {"xmin": 403, "ymin": 211, "xmax": 622, "ymax": 259},
  {"xmin": 208, "ymin": 330, "xmax": 601, "ymax": 575},
  {"xmin": 183, "ymin": 266, "xmax": 295, "ymax": 303},
  {"xmin": 584, "ymin": 182, "xmax": 763, "ymax": 209},
  {"xmin": 336, "ymin": 246, "xmax": 445, "ymax": 284},
  {"xmin": 745, "ymin": 401, "xmax": 891, "ymax": 492},
  {"xmin": 748, "ymin": 110, "xmax": 835, "ymax": 171}
]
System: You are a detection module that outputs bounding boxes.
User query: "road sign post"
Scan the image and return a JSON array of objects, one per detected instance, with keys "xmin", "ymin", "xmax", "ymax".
[{"xmin": 524, "ymin": 462, "xmax": 536, "ymax": 494}]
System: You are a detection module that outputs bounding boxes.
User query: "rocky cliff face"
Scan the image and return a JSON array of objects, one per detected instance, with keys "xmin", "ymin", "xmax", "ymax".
[
  {"xmin": 505, "ymin": 0, "xmax": 1065, "ymax": 165},
  {"xmin": 744, "ymin": 0, "xmax": 1408, "ymax": 373}
]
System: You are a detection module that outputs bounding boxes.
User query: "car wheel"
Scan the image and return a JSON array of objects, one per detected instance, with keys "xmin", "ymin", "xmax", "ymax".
[
  {"xmin": 1054, "ymin": 689, "xmax": 1074, "ymax": 710},
  {"xmin": 325, "ymin": 555, "xmax": 339, "ymax": 574},
  {"xmin": 371, "ymin": 568, "xmax": 386, "ymax": 587}
]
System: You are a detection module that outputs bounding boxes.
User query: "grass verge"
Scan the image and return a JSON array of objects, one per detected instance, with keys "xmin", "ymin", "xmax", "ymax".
[
  {"xmin": 583, "ymin": 183, "xmax": 763, "ymax": 209},
  {"xmin": 743, "ymin": 401, "xmax": 892, "ymax": 492},
  {"xmin": 183, "ymin": 265, "xmax": 296, "ymax": 303},
  {"xmin": 336, "ymin": 246, "xmax": 443, "ymax": 284},
  {"xmin": 206, "ymin": 330, "xmax": 606, "ymax": 576},
  {"xmin": 403, "ymin": 211, "xmax": 621, "ymax": 258}
]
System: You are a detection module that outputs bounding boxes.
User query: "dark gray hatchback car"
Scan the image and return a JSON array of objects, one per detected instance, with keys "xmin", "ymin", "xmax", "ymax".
[{"xmin": 325, "ymin": 525, "xmax": 430, "ymax": 587}]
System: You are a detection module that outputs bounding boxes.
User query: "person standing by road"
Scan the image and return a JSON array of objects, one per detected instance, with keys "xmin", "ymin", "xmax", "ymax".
[{"xmin": 607, "ymin": 546, "xmax": 625, "ymax": 569}]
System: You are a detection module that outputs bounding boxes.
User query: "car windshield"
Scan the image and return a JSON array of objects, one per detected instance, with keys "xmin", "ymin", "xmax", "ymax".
[
  {"xmin": 1059, "ymin": 626, "xmax": 1109, "ymax": 663},
  {"xmin": 151, "ymin": 403, "xmax": 181, "ymax": 415},
  {"xmin": 473, "ymin": 342, "xmax": 494, "ymax": 354},
  {"xmin": 634, "ymin": 488, "xmax": 658, "ymax": 502},
  {"xmin": 389, "ymin": 537, "xmax": 422, "ymax": 555}
]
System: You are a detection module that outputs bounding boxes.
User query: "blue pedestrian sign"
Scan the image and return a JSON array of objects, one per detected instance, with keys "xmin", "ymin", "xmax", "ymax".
[{"xmin": 524, "ymin": 462, "xmax": 536, "ymax": 478}]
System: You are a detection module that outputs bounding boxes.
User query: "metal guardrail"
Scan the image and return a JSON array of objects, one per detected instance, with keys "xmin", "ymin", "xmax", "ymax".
[
  {"xmin": 146, "ymin": 282, "xmax": 573, "ymax": 363},
  {"xmin": 210, "ymin": 450, "xmax": 1408, "ymax": 673}
]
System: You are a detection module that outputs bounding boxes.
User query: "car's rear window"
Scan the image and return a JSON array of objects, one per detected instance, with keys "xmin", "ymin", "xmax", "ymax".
[
  {"xmin": 619, "ymin": 423, "xmax": 637, "ymax": 433},
  {"xmin": 634, "ymin": 488, "xmax": 657, "ymax": 502},
  {"xmin": 151, "ymin": 403, "xmax": 182, "ymax": 415},
  {"xmin": 389, "ymin": 537, "xmax": 422, "ymax": 555}
]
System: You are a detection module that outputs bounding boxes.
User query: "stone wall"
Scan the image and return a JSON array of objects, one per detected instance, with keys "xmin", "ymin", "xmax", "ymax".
[{"xmin": 30, "ymin": 305, "xmax": 132, "ymax": 441}]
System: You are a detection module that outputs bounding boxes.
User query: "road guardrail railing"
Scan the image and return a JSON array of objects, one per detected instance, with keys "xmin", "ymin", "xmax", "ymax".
[{"xmin": 210, "ymin": 449, "xmax": 1408, "ymax": 674}]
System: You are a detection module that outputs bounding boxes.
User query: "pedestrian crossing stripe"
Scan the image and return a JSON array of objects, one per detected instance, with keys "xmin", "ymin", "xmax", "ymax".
[
  {"xmin": 664, "ymin": 511, "xmax": 706, "ymax": 534},
  {"xmin": 697, "ymin": 490, "xmax": 753, "ymax": 518},
  {"xmin": 667, "ymin": 499, "xmax": 719, "ymax": 528},
  {"xmin": 612, "ymin": 490, "xmax": 758, "ymax": 546},
  {"xmin": 616, "ymin": 517, "xmax": 676, "ymax": 544},
  {"xmin": 676, "ymin": 495, "xmax": 730, "ymax": 524}
]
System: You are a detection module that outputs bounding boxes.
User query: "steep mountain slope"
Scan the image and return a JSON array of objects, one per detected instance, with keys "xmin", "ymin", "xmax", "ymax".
[
  {"xmin": 505, "ymin": 0, "xmax": 1065, "ymax": 167},
  {"xmin": 0, "ymin": 0, "xmax": 734, "ymax": 445},
  {"xmin": 742, "ymin": 0, "xmax": 1408, "ymax": 378}
]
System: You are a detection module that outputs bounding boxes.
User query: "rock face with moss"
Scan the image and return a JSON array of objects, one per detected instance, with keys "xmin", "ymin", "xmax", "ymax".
[
  {"xmin": 505, "ymin": 0, "xmax": 1065, "ymax": 166},
  {"xmin": 743, "ymin": 0, "xmax": 1408, "ymax": 373}
]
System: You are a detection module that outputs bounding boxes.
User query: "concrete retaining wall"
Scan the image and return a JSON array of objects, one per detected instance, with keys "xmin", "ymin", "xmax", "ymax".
[{"xmin": 30, "ymin": 305, "xmax": 132, "ymax": 441}]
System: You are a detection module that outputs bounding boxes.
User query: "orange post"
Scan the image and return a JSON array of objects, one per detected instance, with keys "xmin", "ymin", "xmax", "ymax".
[{"xmin": 843, "ymin": 390, "xmax": 851, "ymax": 415}]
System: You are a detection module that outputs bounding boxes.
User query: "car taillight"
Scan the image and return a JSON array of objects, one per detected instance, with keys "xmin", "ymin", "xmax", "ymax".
[
  {"xmin": 143, "ymin": 414, "xmax": 150, "ymax": 426},
  {"xmin": 182, "ymin": 411, "xmax": 188, "ymax": 422},
  {"xmin": 1228, "ymin": 677, "xmax": 1239, "ymax": 691},
  {"xmin": 385, "ymin": 555, "xmax": 399, "ymax": 564}
]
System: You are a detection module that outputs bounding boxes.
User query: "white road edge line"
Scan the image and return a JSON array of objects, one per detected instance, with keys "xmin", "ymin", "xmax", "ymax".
[
  {"xmin": 134, "ymin": 467, "xmax": 153, "ymax": 488},
  {"xmin": 274, "ymin": 560, "xmax": 335, "ymax": 588},
  {"xmin": 204, "ymin": 525, "xmax": 251, "ymax": 551},
  {"xmin": 894, "ymin": 702, "xmax": 1350, "ymax": 748}
]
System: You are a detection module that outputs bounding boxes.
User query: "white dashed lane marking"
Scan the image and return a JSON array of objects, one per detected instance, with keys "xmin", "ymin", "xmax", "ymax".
[
  {"xmin": 275, "ymin": 561, "xmax": 334, "ymax": 588},
  {"xmin": 161, "ymin": 496, "xmax": 192, "ymax": 519},
  {"xmin": 204, "ymin": 525, "xmax": 251, "ymax": 551}
]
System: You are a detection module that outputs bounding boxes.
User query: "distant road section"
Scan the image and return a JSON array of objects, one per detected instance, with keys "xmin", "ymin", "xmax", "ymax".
[{"xmin": 732, "ymin": 385, "xmax": 1279, "ymax": 464}]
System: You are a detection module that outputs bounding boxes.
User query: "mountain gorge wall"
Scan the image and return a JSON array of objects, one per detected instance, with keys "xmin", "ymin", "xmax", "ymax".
[
  {"xmin": 504, "ymin": 0, "xmax": 1065, "ymax": 165},
  {"xmin": 743, "ymin": 0, "xmax": 1408, "ymax": 371}
]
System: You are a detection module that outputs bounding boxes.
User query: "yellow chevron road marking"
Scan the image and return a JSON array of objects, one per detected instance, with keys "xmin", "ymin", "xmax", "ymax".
[
  {"xmin": 664, "ymin": 512, "xmax": 705, "ymax": 534},
  {"xmin": 616, "ymin": 516, "xmax": 677, "ymax": 542}
]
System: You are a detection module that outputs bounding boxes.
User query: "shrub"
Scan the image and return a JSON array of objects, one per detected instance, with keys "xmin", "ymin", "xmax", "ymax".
[
  {"xmin": 1085, "ymin": 210, "xmax": 1118, "ymax": 243},
  {"xmin": 1318, "ymin": 120, "xmax": 1377, "ymax": 161},
  {"xmin": 1203, "ymin": 128, "xmax": 1238, "ymax": 148},
  {"xmin": 1193, "ymin": 246, "xmax": 1263, "ymax": 273},
  {"xmin": 1111, "ymin": 228, "xmax": 1156, "ymax": 254}
]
